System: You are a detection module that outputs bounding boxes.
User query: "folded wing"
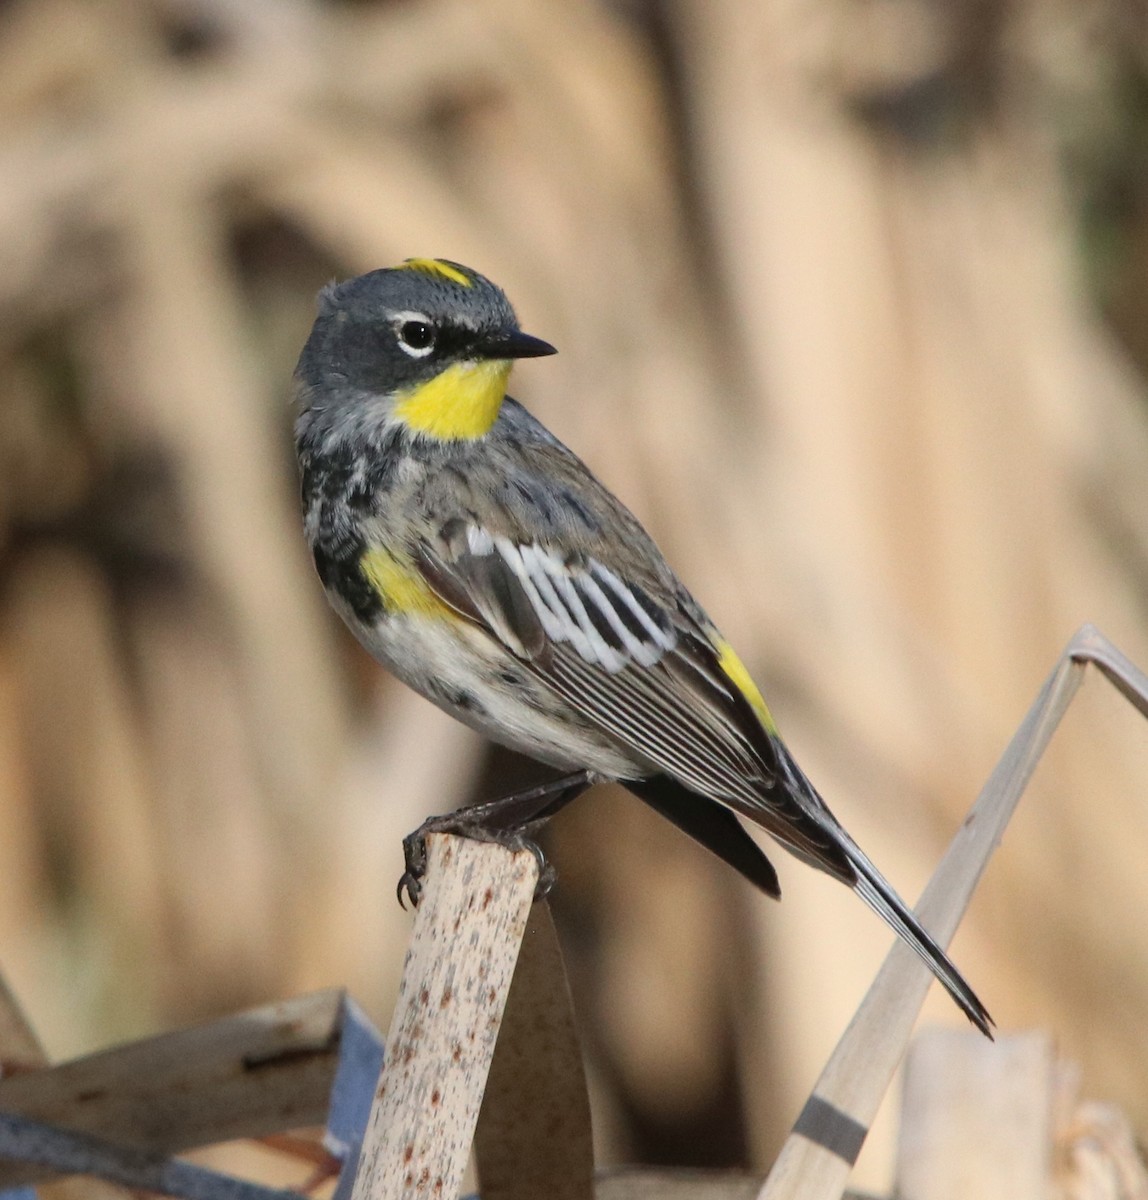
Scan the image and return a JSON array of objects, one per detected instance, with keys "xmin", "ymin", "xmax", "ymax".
[{"xmin": 414, "ymin": 519, "xmax": 853, "ymax": 879}]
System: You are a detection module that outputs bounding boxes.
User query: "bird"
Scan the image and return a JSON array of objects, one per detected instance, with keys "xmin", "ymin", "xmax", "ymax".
[{"xmin": 293, "ymin": 256, "xmax": 992, "ymax": 1036}]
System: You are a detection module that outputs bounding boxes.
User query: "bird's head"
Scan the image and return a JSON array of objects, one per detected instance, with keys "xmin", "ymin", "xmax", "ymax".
[{"xmin": 294, "ymin": 258, "xmax": 556, "ymax": 442}]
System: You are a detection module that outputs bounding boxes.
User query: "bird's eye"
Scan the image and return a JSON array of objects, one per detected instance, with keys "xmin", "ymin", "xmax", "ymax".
[{"xmin": 398, "ymin": 320, "xmax": 435, "ymax": 355}]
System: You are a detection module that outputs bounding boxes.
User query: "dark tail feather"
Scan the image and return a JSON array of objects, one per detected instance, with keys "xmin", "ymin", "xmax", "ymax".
[
  {"xmin": 625, "ymin": 768, "xmax": 992, "ymax": 1036},
  {"xmin": 756, "ymin": 740, "xmax": 993, "ymax": 1036},
  {"xmin": 623, "ymin": 775, "xmax": 782, "ymax": 899},
  {"xmin": 842, "ymin": 836, "xmax": 994, "ymax": 1037}
]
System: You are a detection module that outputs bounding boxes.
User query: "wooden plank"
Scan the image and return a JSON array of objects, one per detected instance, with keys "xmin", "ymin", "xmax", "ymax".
[
  {"xmin": 0, "ymin": 1109, "xmax": 308, "ymax": 1200},
  {"xmin": 0, "ymin": 970, "xmax": 131, "ymax": 1200},
  {"xmin": 0, "ymin": 990, "xmax": 347, "ymax": 1187},
  {"xmin": 895, "ymin": 1030, "xmax": 1055, "ymax": 1200},
  {"xmin": 350, "ymin": 834, "xmax": 538, "ymax": 1200}
]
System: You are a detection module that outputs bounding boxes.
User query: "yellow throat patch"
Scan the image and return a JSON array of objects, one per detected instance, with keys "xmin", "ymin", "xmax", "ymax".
[
  {"xmin": 393, "ymin": 359, "xmax": 512, "ymax": 440},
  {"xmin": 715, "ymin": 638, "xmax": 778, "ymax": 735},
  {"xmin": 398, "ymin": 258, "xmax": 473, "ymax": 287},
  {"xmin": 360, "ymin": 547, "xmax": 452, "ymax": 618}
]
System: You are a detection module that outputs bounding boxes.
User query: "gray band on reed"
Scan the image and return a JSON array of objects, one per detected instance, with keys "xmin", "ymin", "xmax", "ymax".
[{"xmin": 792, "ymin": 1095, "xmax": 868, "ymax": 1165}]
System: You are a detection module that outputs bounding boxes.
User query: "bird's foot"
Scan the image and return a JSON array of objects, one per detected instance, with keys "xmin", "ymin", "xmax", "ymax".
[
  {"xmin": 397, "ymin": 813, "xmax": 556, "ymax": 910},
  {"xmin": 396, "ymin": 770, "xmax": 596, "ymax": 908}
]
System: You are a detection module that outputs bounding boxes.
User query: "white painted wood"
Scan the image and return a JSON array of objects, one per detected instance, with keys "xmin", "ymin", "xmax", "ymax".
[{"xmin": 351, "ymin": 833, "xmax": 538, "ymax": 1200}]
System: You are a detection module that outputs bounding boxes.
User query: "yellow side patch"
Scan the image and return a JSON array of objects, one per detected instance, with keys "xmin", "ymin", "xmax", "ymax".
[
  {"xmin": 361, "ymin": 548, "xmax": 451, "ymax": 618},
  {"xmin": 394, "ymin": 359, "xmax": 512, "ymax": 440},
  {"xmin": 399, "ymin": 258, "xmax": 473, "ymax": 287},
  {"xmin": 715, "ymin": 638, "xmax": 778, "ymax": 735}
]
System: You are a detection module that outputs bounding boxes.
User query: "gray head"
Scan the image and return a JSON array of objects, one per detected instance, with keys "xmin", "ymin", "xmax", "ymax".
[{"xmin": 294, "ymin": 259, "xmax": 555, "ymax": 404}]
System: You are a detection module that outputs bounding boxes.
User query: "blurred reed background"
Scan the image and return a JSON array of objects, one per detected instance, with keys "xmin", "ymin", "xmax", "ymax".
[{"xmin": 1, "ymin": 0, "xmax": 1147, "ymax": 1191}]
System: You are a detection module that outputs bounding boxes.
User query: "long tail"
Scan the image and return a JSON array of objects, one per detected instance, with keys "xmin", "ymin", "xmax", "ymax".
[
  {"xmin": 625, "ymin": 767, "xmax": 994, "ymax": 1035},
  {"xmin": 840, "ymin": 832, "xmax": 993, "ymax": 1037},
  {"xmin": 757, "ymin": 741, "xmax": 994, "ymax": 1036}
]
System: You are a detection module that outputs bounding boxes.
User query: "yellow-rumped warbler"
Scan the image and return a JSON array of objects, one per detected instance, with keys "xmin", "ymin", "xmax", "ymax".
[{"xmin": 294, "ymin": 257, "xmax": 991, "ymax": 1036}]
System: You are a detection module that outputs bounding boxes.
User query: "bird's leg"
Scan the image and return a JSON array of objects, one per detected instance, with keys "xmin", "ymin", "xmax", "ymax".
[{"xmin": 398, "ymin": 769, "xmax": 598, "ymax": 908}]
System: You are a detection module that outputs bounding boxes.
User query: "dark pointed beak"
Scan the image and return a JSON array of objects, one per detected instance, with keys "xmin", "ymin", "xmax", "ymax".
[{"xmin": 476, "ymin": 329, "xmax": 558, "ymax": 360}]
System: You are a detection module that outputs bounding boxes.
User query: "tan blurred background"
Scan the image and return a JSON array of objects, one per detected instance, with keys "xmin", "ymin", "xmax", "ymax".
[{"xmin": 1, "ymin": 0, "xmax": 1148, "ymax": 1191}]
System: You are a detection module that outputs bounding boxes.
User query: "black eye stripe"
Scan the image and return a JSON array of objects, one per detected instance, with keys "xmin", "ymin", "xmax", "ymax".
[{"xmin": 437, "ymin": 324, "xmax": 482, "ymax": 354}]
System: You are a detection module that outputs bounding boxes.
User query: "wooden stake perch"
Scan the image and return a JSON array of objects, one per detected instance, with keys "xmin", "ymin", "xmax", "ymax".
[{"xmin": 349, "ymin": 834, "xmax": 539, "ymax": 1200}]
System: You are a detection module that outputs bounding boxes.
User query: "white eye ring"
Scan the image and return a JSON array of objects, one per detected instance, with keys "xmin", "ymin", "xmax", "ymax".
[{"xmin": 393, "ymin": 311, "xmax": 436, "ymax": 358}]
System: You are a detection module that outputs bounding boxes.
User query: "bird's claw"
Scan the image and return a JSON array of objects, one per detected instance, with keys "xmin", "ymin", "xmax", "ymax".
[
  {"xmin": 398, "ymin": 829, "xmax": 431, "ymax": 909},
  {"xmin": 533, "ymin": 856, "xmax": 557, "ymax": 900},
  {"xmin": 519, "ymin": 833, "xmax": 557, "ymax": 899},
  {"xmin": 395, "ymin": 818, "xmax": 556, "ymax": 908},
  {"xmin": 396, "ymin": 870, "xmax": 422, "ymax": 910}
]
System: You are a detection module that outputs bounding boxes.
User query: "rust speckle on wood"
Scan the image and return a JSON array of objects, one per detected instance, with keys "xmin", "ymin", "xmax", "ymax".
[{"xmin": 350, "ymin": 835, "xmax": 537, "ymax": 1200}]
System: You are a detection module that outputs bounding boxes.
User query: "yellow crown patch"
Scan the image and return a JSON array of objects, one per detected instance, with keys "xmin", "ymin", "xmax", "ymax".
[{"xmin": 399, "ymin": 258, "xmax": 473, "ymax": 288}]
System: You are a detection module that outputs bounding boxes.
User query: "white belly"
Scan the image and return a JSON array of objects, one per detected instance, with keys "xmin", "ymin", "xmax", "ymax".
[{"xmin": 351, "ymin": 608, "xmax": 641, "ymax": 779}]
